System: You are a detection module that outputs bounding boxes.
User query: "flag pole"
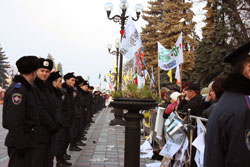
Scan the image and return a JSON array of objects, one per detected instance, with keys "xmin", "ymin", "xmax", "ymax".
[
  {"xmin": 180, "ymin": 64, "xmax": 183, "ymax": 92},
  {"xmin": 158, "ymin": 67, "xmax": 161, "ymax": 98}
]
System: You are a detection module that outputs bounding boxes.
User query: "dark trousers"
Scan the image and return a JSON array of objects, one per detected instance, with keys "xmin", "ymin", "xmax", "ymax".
[
  {"xmin": 63, "ymin": 127, "xmax": 70, "ymax": 154},
  {"xmin": 32, "ymin": 143, "xmax": 49, "ymax": 167},
  {"xmin": 48, "ymin": 128, "xmax": 66, "ymax": 167},
  {"xmin": 70, "ymin": 118, "xmax": 80, "ymax": 144},
  {"xmin": 8, "ymin": 147, "xmax": 32, "ymax": 167}
]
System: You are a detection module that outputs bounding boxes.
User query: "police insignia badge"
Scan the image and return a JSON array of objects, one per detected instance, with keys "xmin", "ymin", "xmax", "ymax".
[
  {"xmin": 43, "ymin": 61, "xmax": 49, "ymax": 67},
  {"xmin": 245, "ymin": 129, "xmax": 250, "ymax": 151},
  {"xmin": 12, "ymin": 93, "xmax": 22, "ymax": 105}
]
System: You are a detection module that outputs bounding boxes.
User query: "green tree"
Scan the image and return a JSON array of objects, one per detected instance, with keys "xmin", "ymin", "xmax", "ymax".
[
  {"xmin": 0, "ymin": 45, "xmax": 10, "ymax": 88},
  {"xmin": 156, "ymin": 0, "xmax": 198, "ymax": 88},
  {"xmin": 192, "ymin": 0, "xmax": 249, "ymax": 87},
  {"xmin": 141, "ymin": 0, "xmax": 164, "ymax": 83}
]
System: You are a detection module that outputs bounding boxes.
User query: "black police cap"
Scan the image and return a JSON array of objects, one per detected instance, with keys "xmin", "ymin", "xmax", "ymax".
[
  {"xmin": 38, "ymin": 58, "xmax": 54, "ymax": 71},
  {"xmin": 75, "ymin": 76, "xmax": 84, "ymax": 85},
  {"xmin": 16, "ymin": 56, "xmax": 39, "ymax": 74},
  {"xmin": 47, "ymin": 71, "xmax": 62, "ymax": 83},
  {"xmin": 82, "ymin": 80, "xmax": 89, "ymax": 86},
  {"xmin": 63, "ymin": 72, "xmax": 75, "ymax": 81},
  {"xmin": 224, "ymin": 41, "xmax": 250, "ymax": 66}
]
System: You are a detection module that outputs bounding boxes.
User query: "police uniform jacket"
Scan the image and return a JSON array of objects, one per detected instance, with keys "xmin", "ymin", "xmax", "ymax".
[
  {"xmin": 204, "ymin": 74, "xmax": 250, "ymax": 167},
  {"xmin": 62, "ymin": 83, "xmax": 74, "ymax": 122},
  {"xmin": 33, "ymin": 78, "xmax": 59, "ymax": 143},
  {"xmin": 73, "ymin": 86, "xmax": 84, "ymax": 118},
  {"xmin": 3, "ymin": 75, "xmax": 39, "ymax": 149},
  {"xmin": 92, "ymin": 94, "xmax": 99, "ymax": 114}
]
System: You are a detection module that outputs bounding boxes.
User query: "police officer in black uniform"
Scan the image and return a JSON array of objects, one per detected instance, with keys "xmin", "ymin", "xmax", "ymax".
[
  {"xmin": 2, "ymin": 56, "xmax": 39, "ymax": 167},
  {"xmin": 204, "ymin": 41, "xmax": 250, "ymax": 167},
  {"xmin": 32, "ymin": 58, "xmax": 61, "ymax": 167},
  {"xmin": 62, "ymin": 73, "xmax": 82, "ymax": 152}
]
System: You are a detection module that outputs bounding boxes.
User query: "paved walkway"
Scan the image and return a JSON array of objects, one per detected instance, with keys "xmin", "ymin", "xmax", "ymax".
[
  {"xmin": 0, "ymin": 106, "xmax": 156, "ymax": 167},
  {"xmin": 71, "ymin": 107, "xmax": 155, "ymax": 167}
]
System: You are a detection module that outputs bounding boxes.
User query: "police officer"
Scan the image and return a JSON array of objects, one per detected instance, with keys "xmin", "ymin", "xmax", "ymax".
[
  {"xmin": 204, "ymin": 41, "xmax": 250, "ymax": 167},
  {"xmin": 2, "ymin": 56, "xmax": 39, "ymax": 167},
  {"xmin": 47, "ymin": 71, "xmax": 71, "ymax": 167},
  {"xmin": 70, "ymin": 76, "xmax": 86, "ymax": 149},
  {"xmin": 32, "ymin": 58, "xmax": 61, "ymax": 167},
  {"xmin": 80, "ymin": 80, "xmax": 92, "ymax": 136},
  {"xmin": 62, "ymin": 73, "xmax": 82, "ymax": 152},
  {"xmin": 61, "ymin": 72, "xmax": 76, "ymax": 161}
]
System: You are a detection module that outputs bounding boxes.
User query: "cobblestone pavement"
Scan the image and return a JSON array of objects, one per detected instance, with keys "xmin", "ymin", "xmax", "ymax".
[{"xmin": 0, "ymin": 106, "xmax": 156, "ymax": 167}]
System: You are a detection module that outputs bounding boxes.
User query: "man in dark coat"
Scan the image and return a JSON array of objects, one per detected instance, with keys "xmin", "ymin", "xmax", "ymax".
[
  {"xmin": 80, "ymin": 80, "xmax": 91, "ymax": 139},
  {"xmin": 32, "ymin": 58, "xmax": 61, "ymax": 167},
  {"xmin": 178, "ymin": 83, "xmax": 203, "ymax": 116},
  {"xmin": 204, "ymin": 41, "xmax": 250, "ymax": 167},
  {"xmin": 62, "ymin": 72, "xmax": 82, "ymax": 152},
  {"xmin": 2, "ymin": 56, "xmax": 39, "ymax": 167},
  {"xmin": 61, "ymin": 72, "xmax": 77, "ymax": 157},
  {"xmin": 47, "ymin": 71, "xmax": 71, "ymax": 167}
]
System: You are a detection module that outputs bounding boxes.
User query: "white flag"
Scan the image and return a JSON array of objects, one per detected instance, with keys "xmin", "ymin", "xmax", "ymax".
[
  {"xmin": 175, "ymin": 65, "xmax": 180, "ymax": 83},
  {"xmin": 120, "ymin": 16, "xmax": 142, "ymax": 60},
  {"xmin": 158, "ymin": 32, "xmax": 183, "ymax": 71}
]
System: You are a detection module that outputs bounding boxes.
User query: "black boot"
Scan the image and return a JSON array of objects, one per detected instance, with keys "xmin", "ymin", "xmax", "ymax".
[
  {"xmin": 76, "ymin": 140, "xmax": 86, "ymax": 146},
  {"xmin": 69, "ymin": 144, "xmax": 82, "ymax": 151},
  {"xmin": 81, "ymin": 136, "xmax": 87, "ymax": 141},
  {"xmin": 63, "ymin": 154, "xmax": 71, "ymax": 160}
]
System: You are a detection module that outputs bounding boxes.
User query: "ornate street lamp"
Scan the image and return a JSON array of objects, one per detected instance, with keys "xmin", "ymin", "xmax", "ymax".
[
  {"xmin": 105, "ymin": 0, "xmax": 143, "ymax": 90},
  {"xmin": 106, "ymin": 39, "xmax": 120, "ymax": 91}
]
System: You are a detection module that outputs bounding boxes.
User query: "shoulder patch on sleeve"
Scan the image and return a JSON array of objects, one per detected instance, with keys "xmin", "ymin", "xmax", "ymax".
[
  {"xmin": 245, "ymin": 95, "xmax": 250, "ymax": 110},
  {"xmin": 14, "ymin": 82, "xmax": 22, "ymax": 89},
  {"xmin": 12, "ymin": 93, "xmax": 22, "ymax": 105}
]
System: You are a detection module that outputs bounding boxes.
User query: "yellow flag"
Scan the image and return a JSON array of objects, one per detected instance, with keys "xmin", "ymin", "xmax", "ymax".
[
  {"xmin": 113, "ymin": 65, "xmax": 117, "ymax": 74},
  {"xmin": 129, "ymin": 67, "xmax": 133, "ymax": 81},
  {"xmin": 167, "ymin": 69, "xmax": 172, "ymax": 83},
  {"xmin": 106, "ymin": 73, "xmax": 111, "ymax": 77}
]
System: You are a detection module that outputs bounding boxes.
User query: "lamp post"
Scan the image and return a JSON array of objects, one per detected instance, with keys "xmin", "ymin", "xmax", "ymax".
[
  {"xmin": 106, "ymin": 39, "xmax": 120, "ymax": 91},
  {"xmin": 105, "ymin": 0, "xmax": 143, "ymax": 90}
]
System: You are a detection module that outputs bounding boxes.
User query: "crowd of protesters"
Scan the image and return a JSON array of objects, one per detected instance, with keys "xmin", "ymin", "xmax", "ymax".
[
  {"xmin": 2, "ymin": 56, "xmax": 108, "ymax": 167},
  {"xmin": 142, "ymin": 41, "xmax": 250, "ymax": 167}
]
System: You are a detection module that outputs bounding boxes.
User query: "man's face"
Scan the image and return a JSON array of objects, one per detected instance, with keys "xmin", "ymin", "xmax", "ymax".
[
  {"xmin": 242, "ymin": 62, "xmax": 250, "ymax": 80},
  {"xmin": 81, "ymin": 85, "xmax": 88, "ymax": 91},
  {"xmin": 187, "ymin": 90, "xmax": 196, "ymax": 100},
  {"xmin": 53, "ymin": 77, "xmax": 62, "ymax": 89},
  {"xmin": 66, "ymin": 78, "xmax": 75, "ymax": 87},
  {"xmin": 37, "ymin": 68, "xmax": 50, "ymax": 81}
]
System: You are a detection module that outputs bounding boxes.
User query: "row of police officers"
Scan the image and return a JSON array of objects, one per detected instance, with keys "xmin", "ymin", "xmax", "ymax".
[{"xmin": 2, "ymin": 56, "xmax": 107, "ymax": 167}]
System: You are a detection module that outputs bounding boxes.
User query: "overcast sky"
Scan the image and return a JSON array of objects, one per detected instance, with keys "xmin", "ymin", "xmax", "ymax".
[{"xmin": 0, "ymin": 0, "xmax": 205, "ymax": 88}]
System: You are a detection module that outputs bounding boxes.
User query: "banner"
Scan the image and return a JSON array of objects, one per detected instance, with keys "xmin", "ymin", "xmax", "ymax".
[
  {"xmin": 134, "ymin": 48, "xmax": 145, "ymax": 76},
  {"xmin": 158, "ymin": 32, "xmax": 183, "ymax": 71},
  {"xmin": 120, "ymin": 16, "xmax": 142, "ymax": 60}
]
